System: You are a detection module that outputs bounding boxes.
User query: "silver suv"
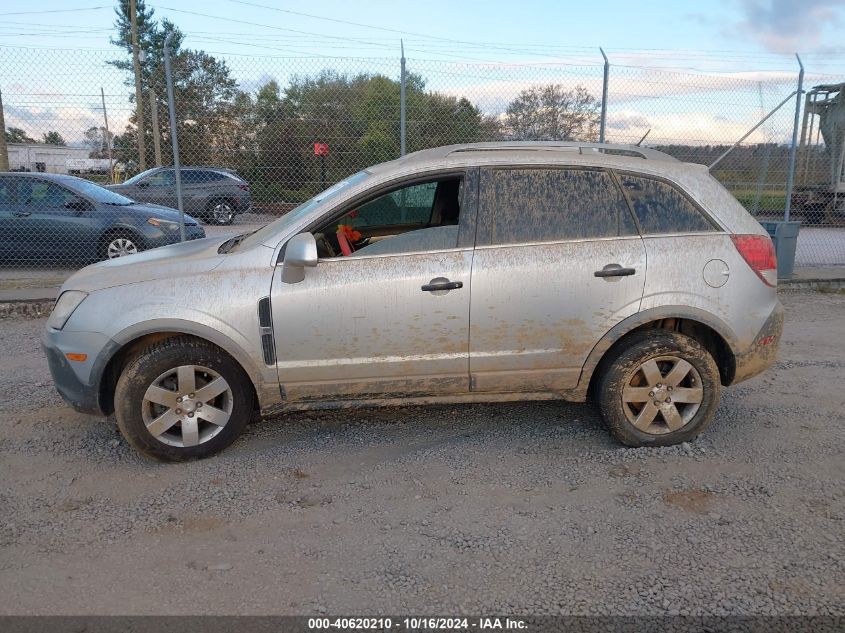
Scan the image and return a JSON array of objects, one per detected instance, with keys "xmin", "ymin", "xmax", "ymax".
[{"xmin": 43, "ymin": 142, "xmax": 783, "ymax": 461}]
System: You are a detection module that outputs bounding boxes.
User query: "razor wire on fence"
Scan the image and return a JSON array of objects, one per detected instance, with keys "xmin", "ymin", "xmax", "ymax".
[{"xmin": 0, "ymin": 46, "xmax": 843, "ymax": 268}]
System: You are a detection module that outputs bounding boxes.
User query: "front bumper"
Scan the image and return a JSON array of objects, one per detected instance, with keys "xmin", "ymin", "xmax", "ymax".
[
  {"xmin": 732, "ymin": 301, "xmax": 784, "ymax": 384},
  {"xmin": 42, "ymin": 327, "xmax": 118, "ymax": 416}
]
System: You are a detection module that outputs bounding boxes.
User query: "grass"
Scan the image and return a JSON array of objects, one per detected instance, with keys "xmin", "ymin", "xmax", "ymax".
[{"xmin": 731, "ymin": 189, "xmax": 787, "ymax": 213}]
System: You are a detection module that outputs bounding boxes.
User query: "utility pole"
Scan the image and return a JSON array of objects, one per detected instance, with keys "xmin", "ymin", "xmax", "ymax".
[
  {"xmin": 130, "ymin": 0, "xmax": 147, "ymax": 171},
  {"xmin": 101, "ymin": 88, "xmax": 114, "ymax": 183},
  {"xmin": 0, "ymin": 87, "xmax": 9, "ymax": 171},
  {"xmin": 149, "ymin": 89, "xmax": 162, "ymax": 166}
]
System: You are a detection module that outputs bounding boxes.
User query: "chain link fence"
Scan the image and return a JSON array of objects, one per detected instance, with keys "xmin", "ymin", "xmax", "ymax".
[{"xmin": 1, "ymin": 46, "xmax": 843, "ymax": 269}]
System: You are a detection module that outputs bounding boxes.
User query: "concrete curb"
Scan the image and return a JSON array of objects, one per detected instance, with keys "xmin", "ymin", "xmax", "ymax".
[
  {"xmin": 0, "ymin": 300, "xmax": 55, "ymax": 319},
  {"xmin": 779, "ymin": 277, "xmax": 845, "ymax": 290}
]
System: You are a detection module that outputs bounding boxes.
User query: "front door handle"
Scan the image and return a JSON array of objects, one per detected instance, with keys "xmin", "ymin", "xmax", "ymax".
[
  {"xmin": 421, "ymin": 278, "xmax": 463, "ymax": 292},
  {"xmin": 594, "ymin": 264, "xmax": 636, "ymax": 278},
  {"xmin": 13, "ymin": 210, "xmax": 31, "ymax": 217}
]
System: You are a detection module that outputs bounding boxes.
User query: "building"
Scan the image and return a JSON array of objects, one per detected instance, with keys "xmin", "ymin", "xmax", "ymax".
[{"xmin": 6, "ymin": 143, "xmax": 91, "ymax": 174}]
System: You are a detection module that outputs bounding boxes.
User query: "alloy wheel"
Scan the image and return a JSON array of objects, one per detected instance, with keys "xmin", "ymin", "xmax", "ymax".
[
  {"xmin": 212, "ymin": 202, "xmax": 234, "ymax": 225},
  {"xmin": 141, "ymin": 365, "xmax": 233, "ymax": 447},
  {"xmin": 621, "ymin": 355, "xmax": 703, "ymax": 435}
]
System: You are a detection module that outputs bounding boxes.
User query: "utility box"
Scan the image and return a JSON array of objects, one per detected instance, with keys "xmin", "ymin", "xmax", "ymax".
[{"xmin": 760, "ymin": 221, "xmax": 801, "ymax": 279}]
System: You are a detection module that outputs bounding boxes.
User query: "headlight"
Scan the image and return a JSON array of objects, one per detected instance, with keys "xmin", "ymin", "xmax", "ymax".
[
  {"xmin": 148, "ymin": 217, "xmax": 180, "ymax": 231},
  {"xmin": 48, "ymin": 291, "xmax": 88, "ymax": 330}
]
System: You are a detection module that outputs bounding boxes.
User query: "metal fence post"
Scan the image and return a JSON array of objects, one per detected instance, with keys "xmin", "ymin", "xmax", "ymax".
[
  {"xmin": 0, "ymin": 87, "xmax": 9, "ymax": 171},
  {"xmin": 163, "ymin": 32, "xmax": 185, "ymax": 242},
  {"xmin": 599, "ymin": 48, "xmax": 609, "ymax": 143},
  {"xmin": 100, "ymin": 88, "xmax": 114, "ymax": 184},
  {"xmin": 400, "ymin": 40, "xmax": 407, "ymax": 157},
  {"xmin": 784, "ymin": 53, "xmax": 804, "ymax": 222}
]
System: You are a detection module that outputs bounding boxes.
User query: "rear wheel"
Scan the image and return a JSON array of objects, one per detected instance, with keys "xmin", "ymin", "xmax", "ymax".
[
  {"xmin": 597, "ymin": 330, "xmax": 720, "ymax": 447},
  {"xmin": 207, "ymin": 199, "xmax": 235, "ymax": 225},
  {"xmin": 114, "ymin": 336, "xmax": 254, "ymax": 461}
]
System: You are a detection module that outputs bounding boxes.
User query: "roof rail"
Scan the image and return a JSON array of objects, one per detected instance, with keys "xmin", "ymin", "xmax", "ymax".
[{"xmin": 441, "ymin": 141, "xmax": 678, "ymax": 162}]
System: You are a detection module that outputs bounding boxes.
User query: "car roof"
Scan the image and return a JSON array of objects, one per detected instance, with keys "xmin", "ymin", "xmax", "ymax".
[
  {"xmin": 400, "ymin": 141, "xmax": 679, "ymax": 164},
  {"xmin": 358, "ymin": 141, "xmax": 763, "ymax": 236},
  {"xmin": 0, "ymin": 171, "xmax": 91, "ymax": 185}
]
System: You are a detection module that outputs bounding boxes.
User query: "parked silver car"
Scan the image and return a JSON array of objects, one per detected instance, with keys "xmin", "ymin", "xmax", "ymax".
[
  {"xmin": 43, "ymin": 142, "xmax": 783, "ymax": 461},
  {"xmin": 106, "ymin": 166, "xmax": 251, "ymax": 225}
]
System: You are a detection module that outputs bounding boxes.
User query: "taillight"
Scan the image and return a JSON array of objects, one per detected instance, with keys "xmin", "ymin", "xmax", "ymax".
[
  {"xmin": 731, "ymin": 234, "xmax": 777, "ymax": 287},
  {"xmin": 238, "ymin": 183, "xmax": 250, "ymax": 191}
]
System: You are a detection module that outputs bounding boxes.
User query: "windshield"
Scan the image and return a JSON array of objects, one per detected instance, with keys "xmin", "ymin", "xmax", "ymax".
[
  {"xmin": 70, "ymin": 178, "xmax": 135, "ymax": 206},
  {"xmin": 122, "ymin": 168, "xmax": 158, "ymax": 185},
  {"xmin": 235, "ymin": 171, "xmax": 371, "ymax": 251}
]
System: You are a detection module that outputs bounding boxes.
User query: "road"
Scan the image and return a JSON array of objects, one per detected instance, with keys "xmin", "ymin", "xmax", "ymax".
[{"xmin": 0, "ymin": 289, "xmax": 843, "ymax": 616}]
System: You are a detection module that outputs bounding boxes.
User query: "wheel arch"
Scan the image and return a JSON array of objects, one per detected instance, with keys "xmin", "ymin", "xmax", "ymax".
[
  {"xmin": 98, "ymin": 322, "xmax": 267, "ymax": 416},
  {"xmin": 97, "ymin": 224, "xmax": 147, "ymax": 256},
  {"xmin": 579, "ymin": 306, "xmax": 739, "ymax": 402}
]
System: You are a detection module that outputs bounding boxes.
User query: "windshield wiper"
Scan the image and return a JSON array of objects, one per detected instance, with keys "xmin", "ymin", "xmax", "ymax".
[
  {"xmin": 218, "ymin": 233, "xmax": 247, "ymax": 254},
  {"xmin": 218, "ymin": 229, "xmax": 258, "ymax": 254}
]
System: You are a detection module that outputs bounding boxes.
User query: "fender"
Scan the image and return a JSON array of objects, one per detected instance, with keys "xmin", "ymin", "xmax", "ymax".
[
  {"xmin": 571, "ymin": 305, "xmax": 740, "ymax": 399},
  {"xmin": 109, "ymin": 317, "xmax": 279, "ymax": 407}
]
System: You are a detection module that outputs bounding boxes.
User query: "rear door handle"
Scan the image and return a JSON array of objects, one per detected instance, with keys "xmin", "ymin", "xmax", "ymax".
[
  {"xmin": 421, "ymin": 278, "xmax": 463, "ymax": 292},
  {"xmin": 13, "ymin": 210, "xmax": 31, "ymax": 217},
  {"xmin": 594, "ymin": 264, "xmax": 636, "ymax": 278}
]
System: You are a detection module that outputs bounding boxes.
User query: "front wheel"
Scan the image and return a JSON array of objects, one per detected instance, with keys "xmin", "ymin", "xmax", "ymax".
[
  {"xmin": 114, "ymin": 336, "xmax": 254, "ymax": 461},
  {"xmin": 597, "ymin": 330, "xmax": 721, "ymax": 447},
  {"xmin": 99, "ymin": 230, "xmax": 143, "ymax": 260}
]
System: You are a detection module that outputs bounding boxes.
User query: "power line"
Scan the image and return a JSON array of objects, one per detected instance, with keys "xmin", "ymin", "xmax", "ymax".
[{"xmin": 0, "ymin": 6, "xmax": 111, "ymax": 17}]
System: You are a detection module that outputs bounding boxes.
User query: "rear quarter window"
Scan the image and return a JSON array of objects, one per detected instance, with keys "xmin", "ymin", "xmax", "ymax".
[{"xmin": 619, "ymin": 174, "xmax": 717, "ymax": 234}]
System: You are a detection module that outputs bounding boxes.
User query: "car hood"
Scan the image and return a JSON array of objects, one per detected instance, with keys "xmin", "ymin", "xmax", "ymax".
[{"xmin": 61, "ymin": 235, "xmax": 231, "ymax": 293}]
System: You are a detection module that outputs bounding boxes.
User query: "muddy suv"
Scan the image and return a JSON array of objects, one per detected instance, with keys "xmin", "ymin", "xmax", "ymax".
[{"xmin": 44, "ymin": 142, "xmax": 783, "ymax": 461}]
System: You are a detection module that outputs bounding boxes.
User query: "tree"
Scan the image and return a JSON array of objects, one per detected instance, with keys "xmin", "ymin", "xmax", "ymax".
[
  {"xmin": 84, "ymin": 126, "xmax": 115, "ymax": 158},
  {"xmin": 108, "ymin": 0, "xmax": 241, "ymax": 167},
  {"xmin": 274, "ymin": 70, "xmax": 493, "ymax": 187},
  {"xmin": 5, "ymin": 127, "xmax": 36, "ymax": 143},
  {"xmin": 505, "ymin": 84, "xmax": 599, "ymax": 142},
  {"xmin": 42, "ymin": 131, "xmax": 67, "ymax": 146}
]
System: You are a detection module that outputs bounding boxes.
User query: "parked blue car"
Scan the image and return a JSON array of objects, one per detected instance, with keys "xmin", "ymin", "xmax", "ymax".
[{"xmin": 0, "ymin": 172, "xmax": 206, "ymax": 262}]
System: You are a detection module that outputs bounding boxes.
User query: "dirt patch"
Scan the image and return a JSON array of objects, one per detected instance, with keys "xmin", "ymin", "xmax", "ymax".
[{"xmin": 662, "ymin": 488, "xmax": 715, "ymax": 514}]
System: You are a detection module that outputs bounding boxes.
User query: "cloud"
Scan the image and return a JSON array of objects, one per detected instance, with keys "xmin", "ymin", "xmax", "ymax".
[
  {"xmin": 605, "ymin": 109, "xmax": 780, "ymax": 145},
  {"xmin": 3, "ymin": 103, "xmax": 130, "ymax": 146},
  {"xmin": 732, "ymin": 0, "xmax": 845, "ymax": 53}
]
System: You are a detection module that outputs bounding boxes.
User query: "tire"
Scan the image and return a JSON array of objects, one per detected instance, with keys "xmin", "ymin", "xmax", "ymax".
[
  {"xmin": 99, "ymin": 230, "xmax": 143, "ymax": 260},
  {"xmin": 596, "ymin": 330, "xmax": 720, "ymax": 447},
  {"xmin": 207, "ymin": 199, "xmax": 235, "ymax": 225},
  {"xmin": 114, "ymin": 336, "xmax": 255, "ymax": 462}
]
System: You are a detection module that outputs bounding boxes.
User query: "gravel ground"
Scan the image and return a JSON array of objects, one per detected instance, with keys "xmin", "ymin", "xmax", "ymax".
[{"xmin": 0, "ymin": 290, "xmax": 843, "ymax": 616}]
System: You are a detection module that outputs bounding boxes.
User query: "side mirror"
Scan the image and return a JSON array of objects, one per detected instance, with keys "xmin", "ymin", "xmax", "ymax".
[{"xmin": 281, "ymin": 232, "xmax": 318, "ymax": 284}]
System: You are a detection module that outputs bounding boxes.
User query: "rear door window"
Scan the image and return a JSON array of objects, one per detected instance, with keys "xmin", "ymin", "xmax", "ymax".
[
  {"xmin": 0, "ymin": 178, "xmax": 14, "ymax": 208},
  {"xmin": 618, "ymin": 174, "xmax": 717, "ymax": 234},
  {"xmin": 487, "ymin": 168, "xmax": 636, "ymax": 244}
]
